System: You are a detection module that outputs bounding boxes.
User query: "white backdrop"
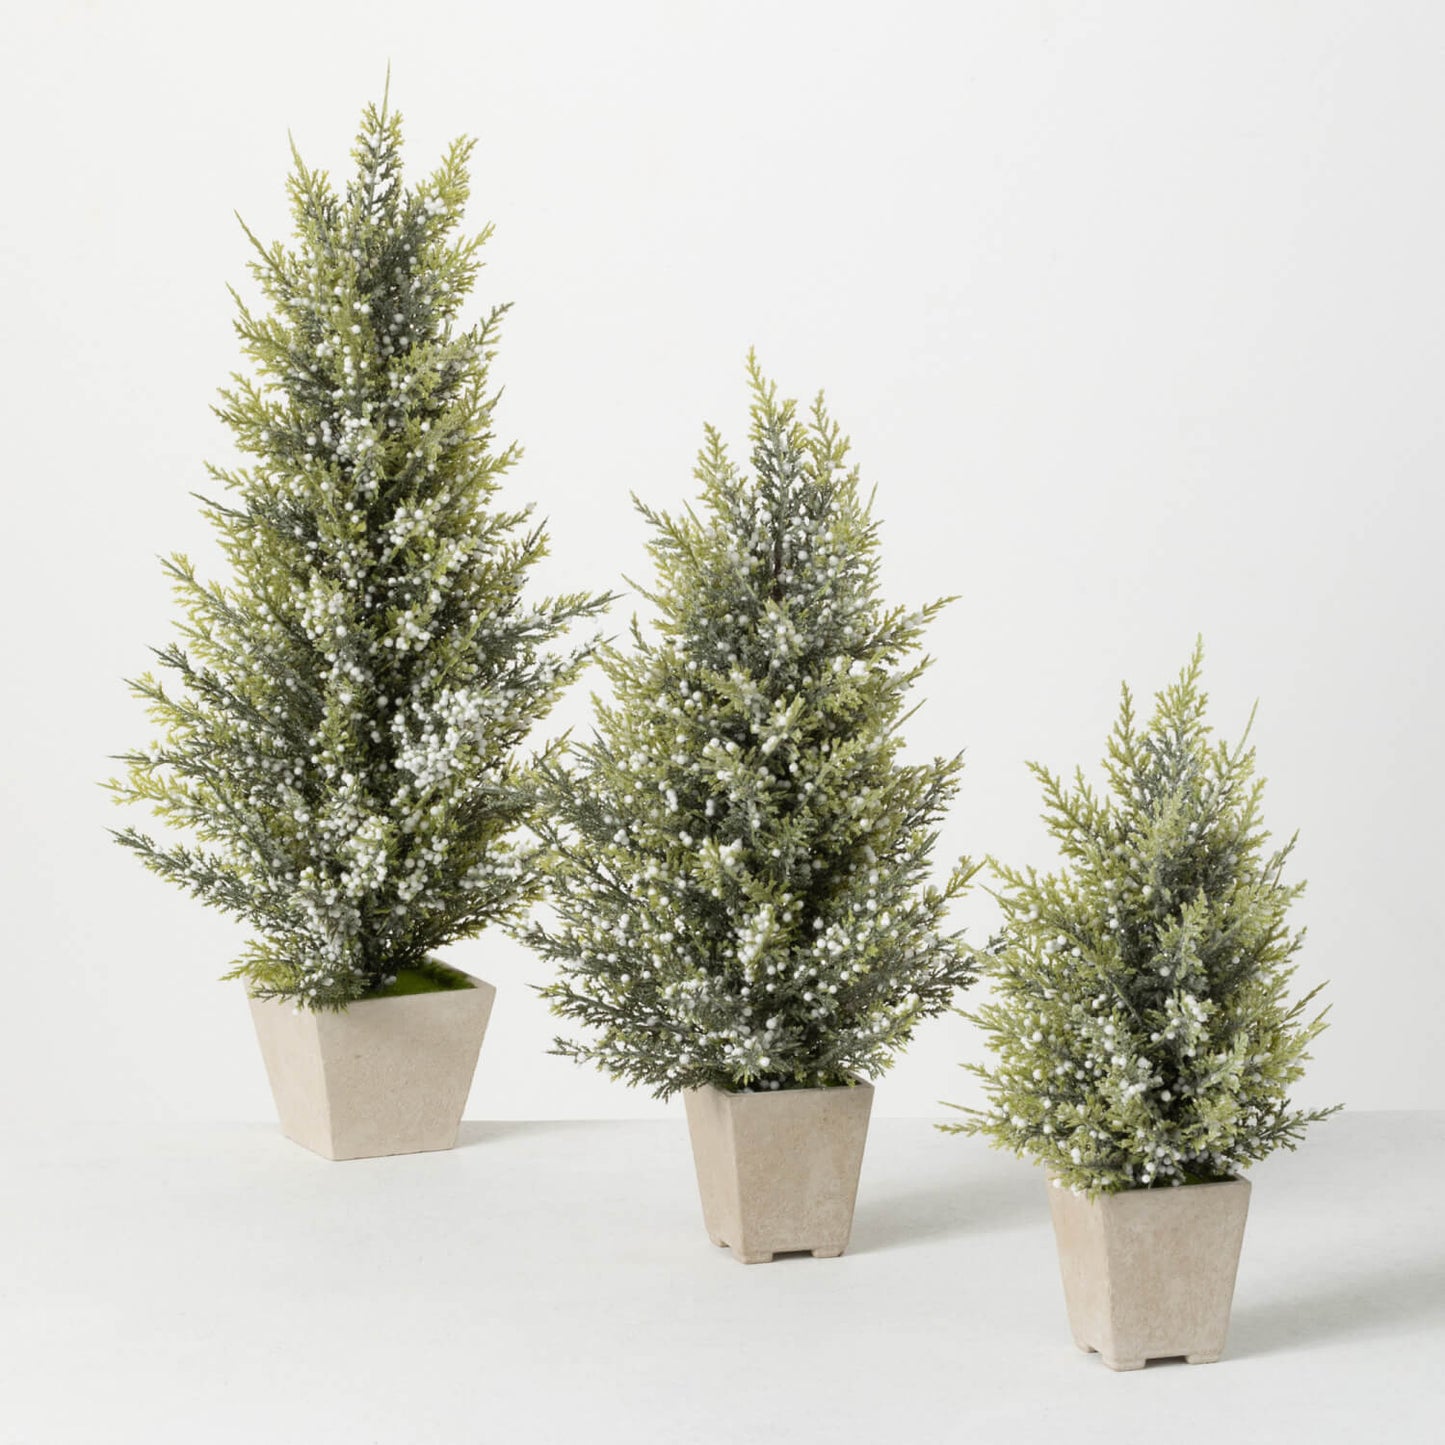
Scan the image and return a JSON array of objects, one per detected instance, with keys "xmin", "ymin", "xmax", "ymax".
[{"xmin": 2, "ymin": 1, "xmax": 1440, "ymax": 1123}]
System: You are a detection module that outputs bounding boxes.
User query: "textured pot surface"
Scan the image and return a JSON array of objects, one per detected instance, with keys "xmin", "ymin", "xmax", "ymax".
[
  {"xmin": 683, "ymin": 1081, "xmax": 874, "ymax": 1264},
  {"xmin": 1048, "ymin": 1174, "xmax": 1251, "ymax": 1370},
  {"xmin": 248, "ymin": 973, "xmax": 496, "ymax": 1161}
]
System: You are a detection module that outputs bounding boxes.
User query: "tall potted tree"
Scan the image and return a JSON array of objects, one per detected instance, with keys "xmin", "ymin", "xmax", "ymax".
[
  {"xmin": 531, "ymin": 356, "xmax": 978, "ymax": 1261},
  {"xmin": 949, "ymin": 643, "xmax": 1337, "ymax": 1367},
  {"xmin": 110, "ymin": 90, "xmax": 608, "ymax": 1160}
]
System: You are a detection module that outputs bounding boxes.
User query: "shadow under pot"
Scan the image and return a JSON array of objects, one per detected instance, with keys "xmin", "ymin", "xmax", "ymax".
[
  {"xmin": 1047, "ymin": 1173, "xmax": 1251, "ymax": 1370},
  {"xmin": 683, "ymin": 1079, "xmax": 874, "ymax": 1264},
  {"xmin": 248, "ymin": 970, "xmax": 496, "ymax": 1161}
]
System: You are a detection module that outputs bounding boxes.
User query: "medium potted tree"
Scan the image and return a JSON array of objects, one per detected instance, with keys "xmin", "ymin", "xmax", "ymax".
[
  {"xmin": 531, "ymin": 356, "xmax": 978, "ymax": 1261},
  {"xmin": 949, "ymin": 643, "xmax": 1337, "ymax": 1367},
  {"xmin": 110, "ymin": 89, "xmax": 608, "ymax": 1160}
]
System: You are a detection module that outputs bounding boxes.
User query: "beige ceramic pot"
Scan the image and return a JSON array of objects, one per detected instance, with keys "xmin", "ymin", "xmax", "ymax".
[
  {"xmin": 683, "ymin": 1080, "xmax": 874, "ymax": 1264},
  {"xmin": 1047, "ymin": 1174, "xmax": 1251, "ymax": 1370},
  {"xmin": 248, "ymin": 972, "xmax": 496, "ymax": 1161}
]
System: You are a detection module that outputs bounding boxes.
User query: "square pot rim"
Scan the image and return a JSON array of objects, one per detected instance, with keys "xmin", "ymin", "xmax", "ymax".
[
  {"xmin": 248, "ymin": 968, "xmax": 492, "ymax": 1013},
  {"xmin": 1048, "ymin": 1170, "xmax": 1250, "ymax": 1199},
  {"xmin": 690, "ymin": 1077, "xmax": 875, "ymax": 1102}
]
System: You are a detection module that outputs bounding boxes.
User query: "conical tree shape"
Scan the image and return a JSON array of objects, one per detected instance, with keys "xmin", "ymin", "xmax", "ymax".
[
  {"xmin": 949, "ymin": 643, "xmax": 1337, "ymax": 1192},
  {"xmin": 111, "ymin": 92, "xmax": 609, "ymax": 1008},
  {"xmin": 532, "ymin": 356, "xmax": 978, "ymax": 1095}
]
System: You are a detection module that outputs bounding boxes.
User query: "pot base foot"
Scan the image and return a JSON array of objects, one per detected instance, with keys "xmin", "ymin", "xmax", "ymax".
[
  {"xmin": 1186, "ymin": 1352, "xmax": 1222, "ymax": 1366},
  {"xmin": 1101, "ymin": 1357, "xmax": 1147, "ymax": 1372},
  {"xmin": 716, "ymin": 1236, "xmax": 843, "ymax": 1264}
]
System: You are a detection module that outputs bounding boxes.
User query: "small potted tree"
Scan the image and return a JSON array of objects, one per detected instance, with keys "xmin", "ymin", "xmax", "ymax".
[
  {"xmin": 110, "ymin": 90, "xmax": 608, "ymax": 1160},
  {"xmin": 531, "ymin": 356, "xmax": 978, "ymax": 1261},
  {"xmin": 949, "ymin": 643, "xmax": 1337, "ymax": 1367}
]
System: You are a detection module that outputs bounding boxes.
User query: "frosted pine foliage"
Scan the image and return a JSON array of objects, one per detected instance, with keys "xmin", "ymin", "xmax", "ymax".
[
  {"xmin": 950, "ymin": 644, "xmax": 1338, "ymax": 1193},
  {"xmin": 110, "ymin": 94, "xmax": 609, "ymax": 1007},
  {"xmin": 531, "ymin": 357, "xmax": 979, "ymax": 1097}
]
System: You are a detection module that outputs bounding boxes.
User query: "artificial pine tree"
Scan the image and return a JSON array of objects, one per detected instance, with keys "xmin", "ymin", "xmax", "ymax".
[
  {"xmin": 531, "ymin": 356, "xmax": 978, "ymax": 1096},
  {"xmin": 950, "ymin": 643, "xmax": 1337, "ymax": 1193},
  {"xmin": 111, "ymin": 91, "xmax": 608, "ymax": 1009}
]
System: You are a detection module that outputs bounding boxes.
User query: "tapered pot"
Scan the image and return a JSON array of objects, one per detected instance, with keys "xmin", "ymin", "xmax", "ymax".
[
  {"xmin": 1047, "ymin": 1174, "xmax": 1251, "ymax": 1370},
  {"xmin": 248, "ymin": 973, "xmax": 496, "ymax": 1161},
  {"xmin": 683, "ymin": 1081, "xmax": 874, "ymax": 1264}
]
